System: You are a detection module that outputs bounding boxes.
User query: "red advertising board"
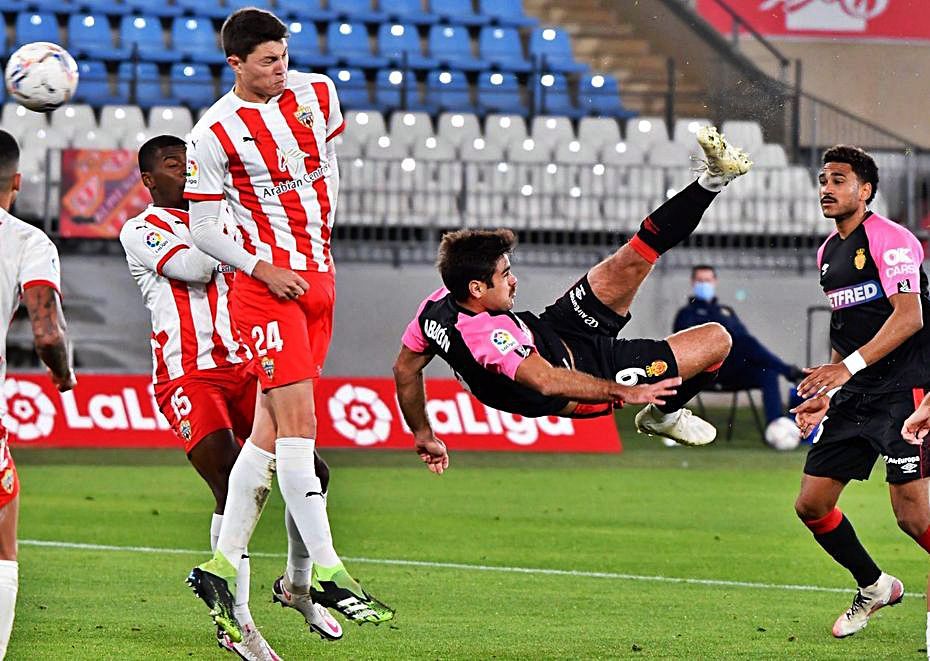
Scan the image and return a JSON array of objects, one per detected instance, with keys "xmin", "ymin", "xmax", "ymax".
[
  {"xmin": 2, "ymin": 373, "xmax": 622, "ymax": 453},
  {"xmin": 58, "ymin": 149, "xmax": 151, "ymax": 238},
  {"xmin": 697, "ymin": 0, "xmax": 930, "ymax": 41}
]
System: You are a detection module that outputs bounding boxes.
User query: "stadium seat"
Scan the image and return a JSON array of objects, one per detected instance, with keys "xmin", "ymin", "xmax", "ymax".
[
  {"xmin": 327, "ymin": 22, "xmax": 388, "ymax": 69},
  {"xmin": 0, "ymin": 0, "xmax": 24, "ymax": 14},
  {"xmin": 120, "ymin": 128, "xmax": 153, "ymax": 149},
  {"xmin": 477, "ymin": 0, "xmax": 537, "ymax": 28},
  {"xmin": 343, "ymin": 110, "xmax": 387, "ymax": 145},
  {"xmin": 363, "ymin": 134, "xmax": 412, "ymax": 225},
  {"xmin": 328, "ymin": 0, "xmax": 385, "ymax": 24},
  {"xmin": 174, "ymin": 0, "xmax": 226, "ymax": 19},
  {"xmin": 477, "ymin": 71, "xmax": 525, "ymax": 116},
  {"xmin": 484, "ymin": 113, "xmax": 526, "ymax": 151},
  {"xmin": 117, "ymin": 62, "xmax": 179, "ymax": 108},
  {"xmin": 148, "ymin": 105, "xmax": 193, "ymax": 137},
  {"xmin": 646, "ymin": 140, "xmax": 692, "ymax": 168},
  {"xmin": 71, "ymin": 126, "xmax": 121, "ymax": 148},
  {"xmin": 120, "ymin": 15, "xmax": 177, "ymax": 63},
  {"xmin": 219, "ymin": 64, "xmax": 234, "ymax": 92},
  {"xmin": 720, "ymin": 120, "xmax": 765, "ymax": 153},
  {"xmin": 73, "ymin": 59, "xmax": 123, "ymax": 105},
  {"xmin": 287, "ymin": 20, "xmax": 337, "ymax": 68},
  {"xmin": 600, "ymin": 140, "xmax": 645, "ymax": 165},
  {"xmin": 373, "ymin": 69, "xmax": 423, "ymax": 113},
  {"xmin": 383, "ymin": 0, "xmax": 438, "ymax": 26},
  {"xmin": 577, "ymin": 116, "xmax": 621, "ymax": 148},
  {"xmin": 554, "ymin": 139, "xmax": 599, "ymax": 167},
  {"xmin": 225, "ymin": 0, "xmax": 271, "ymax": 11},
  {"xmin": 99, "ymin": 104, "xmax": 146, "ymax": 138},
  {"xmin": 478, "ymin": 26, "xmax": 530, "ymax": 73},
  {"xmin": 579, "ymin": 73, "xmax": 636, "ymax": 119},
  {"xmin": 428, "ymin": 24, "xmax": 487, "ymax": 72},
  {"xmin": 624, "ymin": 116, "xmax": 669, "ymax": 148},
  {"xmin": 49, "ymin": 104, "xmax": 97, "ymax": 142},
  {"xmin": 328, "ymin": 67, "xmax": 371, "ymax": 109},
  {"xmin": 377, "ymin": 23, "xmax": 436, "ymax": 70},
  {"xmin": 534, "ymin": 72, "xmax": 584, "ymax": 119},
  {"xmin": 171, "ymin": 17, "xmax": 225, "ymax": 65},
  {"xmin": 75, "ymin": 0, "xmax": 130, "ymax": 16},
  {"xmin": 528, "ymin": 27, "xmax": 586, "ymax": 74},
  {"xmin": 68, "ymin": 13, "xmax": 125, "ymax": 61},
  {"xmin": 20, "ymin": 127, "xmax": 67, "ymax": 180},
  {"xmin": 275, "ymin": 0, "xmax": 335, "ymax": 22},
  {"xmin": 436, "ymin": 111, "xmax": 480, "ymax": 149},
  {"xmin": 752, "ymin": 143, "xmax": 789, "ymax": 168},
  {"xmin": 169, "ymin": 63, "xmax": 215, "ymax": 109},
  {"xmin": 1, "ymin": 102, "xmax": 47, "ymax": 140},
  {"xmin": 429, "ymin": 0, "xmax": 490, "ymax": 26},
  {"xmin": 462, "ymin": 141, "xmax": 507, "ymax": 227},
  {"xmin": 388, "ymin": 110, "xmax": 433, "ymax": 148},
  {"xmin": 14, "ymin": 11, "xmax": 59, "ymax": 48},
  {"xmin": 410, "ymin": 136, "xmax": 460, "ymax": 226},
  {"xmin": 124, "ymin": 0, "xmax": 181, "ymax": 17},
  {"xmin": 672, "ymin": 117, "xmax": 712, "ymax": 145},
  {"xmin": 530, "ymin": 115, "xmax": 574, "ymax": 151},
  {"xmin": 425, "ymin": 69, "xmax": 474, "ymax": 114}
]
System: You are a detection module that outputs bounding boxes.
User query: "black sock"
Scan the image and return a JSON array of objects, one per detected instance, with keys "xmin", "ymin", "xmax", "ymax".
[
  {"xmin": 656, "ymin": 366, "xmax": 719, "ymax": 414},
  {"xmin": 808, "ymin": 513, "xmax": 881, "ymax": 588},
  {"xmin": 630, "ymin": 180, "xmax": 718, "ymax": 262}
]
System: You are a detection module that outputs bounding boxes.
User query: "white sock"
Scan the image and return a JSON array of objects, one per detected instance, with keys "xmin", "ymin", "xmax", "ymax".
[
  {"xmin": 285, "ymin": 507, "xmax": 312, "ymax": 591},
  {"xmin": 216, "ymin": 441, "xmax": 275, "ymax": 572},
  {"xmin": 698, "ymin": 172, "xmax": 725, "ymax": 192},
  {"xmin": 210, "ymin": 513, "xmax": 223, "ymax": 552},
  {"xmin": 234, "ymin": 554, "xmax": 253, "ymax": 627},
  {"xmin": 0, "ymin": 560, "xmax": 17, "ymax": 660},
  {"xmin": 276, "ymin": 438, "xmax": 340, "ymax": 567},
  {"xmin": 925, "ymin": 612, "xmax": 930, "ymax": 661}
]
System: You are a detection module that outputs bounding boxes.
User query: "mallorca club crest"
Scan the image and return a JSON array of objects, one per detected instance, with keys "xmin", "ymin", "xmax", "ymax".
[
  {"xmin": 0, "ymin": 468, "xmax": 14, "ymax": 494},
  {"xmin": 179, "ymin": 419, "xmax": 192, "ymax": 442},
  {"xmin": 854, "ymin": 248, "xmax": 866, "ymax": 270},
  {"xmin": 294, "ymin": 104, "xmax": 314, "ymax": 129},
  {"xmin": 645, "ymin": 360, "xmax": 668, "ymax": 377},
  {"xmin": 261, "ymin": 356, "xmax": 275, "ymax": 380}
]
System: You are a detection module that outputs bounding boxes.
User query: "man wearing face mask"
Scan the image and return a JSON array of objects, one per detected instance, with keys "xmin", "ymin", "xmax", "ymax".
[{"xmin": 673, "ymin": 265, "xmax": 804, "ymax": 432}]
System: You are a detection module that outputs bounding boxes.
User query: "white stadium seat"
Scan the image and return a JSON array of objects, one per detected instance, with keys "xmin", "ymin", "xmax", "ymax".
[
  {"xmin": 436, "ymin": 112, "xmax": 481, "ymax": 150},
  {"xmin": 530, "ymin": 115, "xmax": 574, "ymax": 151},
  {"xmin": 672, "ymin": 117, "xmax": 712, "ymax": 145},
  {"xmin": 344, "ymin": 110, "xmax": 387, "ymax": 147},
  {"xmin": 484, "ymin": 114, "xmax": 527, "ymax": 152},
  {"xmin": 99, "ymin": 105, "xmax": 146, "ymax": 139},
  {"xmin": 71, "ymin": 128, "xmax": 121, "ymax": 149},
  {"xmin": 148, "ymin": 106, "xmax": 194, "ymax": 139},
  {"xmin": 50, "ymin": 105, "xmax": 97, "ymax": 142},
  {"xmin": 388, "ymin": 111, "xmax": 434, "ymax": 149},
  {"xmin": 624, "ymin": 116, "xmax": 669, "ymax": 148},
  {"xmin": 578, "ymin": 117, "xmax": 621, "ymax": 149},
  {"xmin": 1, "ymin": 103, "xmax": 47, "ymax": 140},
  {"xmin": 721, "ymin": 120, "xmax": 765, "ymax": 153}
]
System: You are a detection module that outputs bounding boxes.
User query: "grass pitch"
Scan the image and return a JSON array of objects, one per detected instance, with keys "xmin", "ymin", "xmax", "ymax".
[{"xmin": 8, "ymin": 409, "xmax": 930, "ymax": 659}]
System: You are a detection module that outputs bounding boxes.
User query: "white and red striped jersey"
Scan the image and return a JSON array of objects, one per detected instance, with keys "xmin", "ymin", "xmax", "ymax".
[
  {"xmin": 0, "ymin": 209, "xmax": 61, "ymax": 419},
  {"xmin": 184, "ymin": 71, "xmax": 345, "ymax": 273},
  {"xmin": 120, "ymin": 205, "xmax": 250, "ymax": 385}
]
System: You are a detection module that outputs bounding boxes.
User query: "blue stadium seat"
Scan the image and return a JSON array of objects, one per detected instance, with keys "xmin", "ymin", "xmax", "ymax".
[
  {"xmin": 118, "ymin": 61, "xmax": 179, "ymax": 108},
  {"xmin": 383, "ymin": 0, "xmax": 437, "ymax": 26},
  {"xmin": 477, "ymin": 0, "xmax": 536, "ymax": 28},
  {"xmin": 171, "ymin": 17, "xmax": 225, "ymax": 64},
  {"xmin": 73, "ymin": 59, "xmax": 123, "ymax": 104},
  {"xmin": 425, "ymin": 69, "xmax": 474, "ymax": 114},
  {"xmin": 14, "ymin": 11, "xmax": 58, "ymax": 48},
  {"xmin": 220, "ymin": 63, "xmax": 234, "ymax": 91},
  {"xmin": 124, "ymin": 0, "xmax": 181, "ymax": 17},
  {"xmin": 75, "ymin": 0, "xmax": 130, "ymax": 16},
  {"xmin": 120, "ymin": 15, "xmax": 178, "ymax": 62},
  {"xmin": 328, "ymin": 0, "xmax": 385, "ymax": 24},
  {"xmin": 22, "ymin": 0, "xmax": 73, "ymax": 14},
  {"xmin": 68, "ymin": 13, "xmax": 126, "ymax": 60},
  {"xmin": 0, "ymin": 0, "xmax": 25, "ymax": 14},
  {"xmin": 226, "ymin": 0, "xmax": 271, "ymax": 11},
  {"xmin": 578, "ymin": 72, "xmax": 637, "ymax": 119},
  {"xmin": 287, "ymin": 20, "xmax": 337, "ymax": 68},
  {"xmin": 534, "ymin": 72, "xmax": 584, "ymax": 118},
  {"xmin": 377, "ymin": 23, "xmax": 436, "ymax": 70},
  {"xmin": 326, "ymin": 21, "xmax": 388, "ymax": 68},
  {"xmin": 327, "ymin": 67, "xmax": 371, "ymax": 109},
  {"xmin": 476, "ymin": 70, "xmax": 525, "ymax": 116},
  {"xmin": 174, "ymin": 0, "xmax": 226, "ymax": 19},
  {"xmin": 374, "ymin": 68, "xmax": 424, "ymax": 112},
  {"xmin": 275, "ymin": 0, "xmax": 335, "ymax": 22},
  {"xmin": 170, "ymin": 62, "xmax": 215, "ymax": 108},
  {"xmin": 478, "ymin": 26, "xmax": 530, "ymax": 73},
  {"xmin": 428, "ymin": 24, "xmax": 487, "ymax": 72},
  {"xmin": 528, "ymin": 27, "xmax": 586, "ymax": 73},
  {"xmin": 429, "ymin": 0, "xmax": 489, "ymax": 26}
]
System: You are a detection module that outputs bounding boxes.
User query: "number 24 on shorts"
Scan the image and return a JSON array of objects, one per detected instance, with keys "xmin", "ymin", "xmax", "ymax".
[{"xmin": 252, "ymin": 321, "xmax": 284, "ymax": 356}]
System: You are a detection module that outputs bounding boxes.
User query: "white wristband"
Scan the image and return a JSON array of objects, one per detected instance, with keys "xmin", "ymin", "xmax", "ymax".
[
  {"xmin": 842, "ymin": 351, "xmax": 867, "ymax": 376},
  {"xmin": 825, "ymin": 387, "xmax": 840, "ymax": 398}
]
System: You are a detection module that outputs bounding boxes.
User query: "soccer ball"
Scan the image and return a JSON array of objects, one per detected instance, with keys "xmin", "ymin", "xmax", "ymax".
[
  {"xmin": 5, "ymin": 42, "xmax": 79, "ymax": 112},
  {"xmin": 765, "ymin": 416, "xmax": 801, "ymax": 451}
]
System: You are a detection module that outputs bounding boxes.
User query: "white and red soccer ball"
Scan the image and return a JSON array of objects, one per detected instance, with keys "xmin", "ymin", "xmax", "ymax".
[{"xmin": 5, "ymin": 42, "xmax": 79, "ymax": 112}]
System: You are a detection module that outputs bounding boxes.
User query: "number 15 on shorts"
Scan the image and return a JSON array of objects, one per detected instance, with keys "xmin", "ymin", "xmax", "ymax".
[{"xmin": 252, "ymin": 320, "xmax": 284, "ymax": 356}]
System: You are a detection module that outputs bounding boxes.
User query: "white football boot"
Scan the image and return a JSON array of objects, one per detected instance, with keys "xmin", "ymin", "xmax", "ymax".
[
  {"xmin": 695, "ymin": 126, "xmax": 752, "ymax": 187},
  {"xmin": 272, "ymin": 576, "xmax": 344, "ymax": 640},
  {"xmin": 832, "ymin": 572, "xmax": 904, "ymax": 638},
  {"xmin": 217, "ymin": 623, "xmax": 282, "ymax": 661},
  {"xmin": 634, "ymin": 404, "xmax": 717, "ymax": 446}
]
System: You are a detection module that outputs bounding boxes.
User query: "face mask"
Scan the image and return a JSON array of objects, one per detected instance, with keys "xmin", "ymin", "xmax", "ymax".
[{"xmin": 693, "ymin": 282, "xmax": 715, "ymax": 301}]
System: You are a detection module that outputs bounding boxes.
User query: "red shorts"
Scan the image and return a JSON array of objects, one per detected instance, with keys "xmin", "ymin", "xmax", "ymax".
[
  {"xmin": 153, "ymin": 362, "xmax": 257, "ymax": 453},
  {"xmin": 0, "ymin": 431, "xmax": 18, "ymax": 509},
  {"xmin": 231, "ymin": 270, "xmax": 335, "ymax": 390}
]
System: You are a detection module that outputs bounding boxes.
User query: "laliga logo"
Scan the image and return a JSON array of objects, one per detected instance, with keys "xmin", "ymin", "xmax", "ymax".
[
  {"xmin": 2, "ymin": 379, "xmax": 56, "ymax": 441},
  {"xmin": 760, "ymin": 0, "xmax": 889, "ymax": 31},
  {"xmin": 327, "ymin": 384, "xmax": 393, "ymax": 446}
]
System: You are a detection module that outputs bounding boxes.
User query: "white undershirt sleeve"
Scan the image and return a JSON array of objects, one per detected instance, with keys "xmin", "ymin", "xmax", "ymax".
[{"xmin": 189, "ymin": 199, "xmax": 261, "ymax": 275}]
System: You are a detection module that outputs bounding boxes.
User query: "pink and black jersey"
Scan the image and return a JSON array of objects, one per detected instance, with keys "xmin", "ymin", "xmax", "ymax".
[
  {"xmin": 184, "ymin": 71, "xmax": 345, "ymax": 273},
  {"xmin": 403, "ymin": 287, "xmax": 572, "ymax": 417},
  {"xmin": 120, "ymin": 206, "xmax": 249, "ymax": 384},
  {"xmin": 817, "ymin": 211, "xmax": 930, "ymax": 393}
]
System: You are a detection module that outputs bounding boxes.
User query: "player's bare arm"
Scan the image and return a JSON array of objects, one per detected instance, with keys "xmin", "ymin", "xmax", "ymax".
[
  {"xmin": 798, "ymin": 293, "xmax": 922, "ymax": 397},
  {"xmin": 22, "ymin": 285, "xmax": 75, "ymax": 392},
  {"xmin": 514, "ymin": 352, "xmax": 681, "ymax": 407},
  {"xmin": 393, "ymin": 346, "xmax": 449, "ymax": 474}
]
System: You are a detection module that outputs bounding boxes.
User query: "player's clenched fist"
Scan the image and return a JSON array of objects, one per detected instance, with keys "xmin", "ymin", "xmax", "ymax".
[
  {"xmin": 902, "ymin": 394, "xmax": 930, "ymax": 445},
  {"xmin": 252, "ymin": 261, "xmax": 309, "ymax": 299}
]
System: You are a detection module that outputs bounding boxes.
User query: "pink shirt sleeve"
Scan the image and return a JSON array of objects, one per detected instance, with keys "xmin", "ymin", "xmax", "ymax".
[
  {"xmin": 402, "ymin": 287, "xmax": 448, "ymax": 353},
  {"xmin": 459, "ymin": 313, "xmax": 536, "ymax": 380},
  {"xmin": 864, "ymin": 215, "xmax": 925, "ymax": 298}
]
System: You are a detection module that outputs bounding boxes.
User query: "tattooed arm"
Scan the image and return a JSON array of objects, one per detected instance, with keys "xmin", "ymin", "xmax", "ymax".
[{"xmin": 22, "ymin": 285, "xmax": 75, "ymax": 392}]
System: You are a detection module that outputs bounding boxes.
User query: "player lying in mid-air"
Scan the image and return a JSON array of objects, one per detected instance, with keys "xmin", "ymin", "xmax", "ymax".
[{"xmin": 393, "ymin": 127, "xmax": 752, "ymax": 472}]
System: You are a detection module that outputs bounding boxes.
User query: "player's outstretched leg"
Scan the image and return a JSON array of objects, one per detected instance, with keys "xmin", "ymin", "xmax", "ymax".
[{"xmin": 187, "ymin": 552, "xmax": 242, "ymax": 643}]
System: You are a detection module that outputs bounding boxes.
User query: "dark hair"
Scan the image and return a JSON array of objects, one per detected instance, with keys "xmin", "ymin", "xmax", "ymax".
[
  {"xmin": 0, "ymin": 129, "xmax": 19, "ymax": 189},
  {"xmin": 822, "ymin": 145, "xmax": 879, "ymax": 205},
  {"xmin": 691, "ymin": 264, "xmax": 716, "ymax": 278},
  {"xmin": 138, "ymin": 135, "xmax": 185, "ymax": 174},
  {"xmin": 221, "ymin": 8, "xmax": 288, "ymax": 59},
  {"xmin": 437, "ymin": 229, "xmax": 516, "ymax": 301}
]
